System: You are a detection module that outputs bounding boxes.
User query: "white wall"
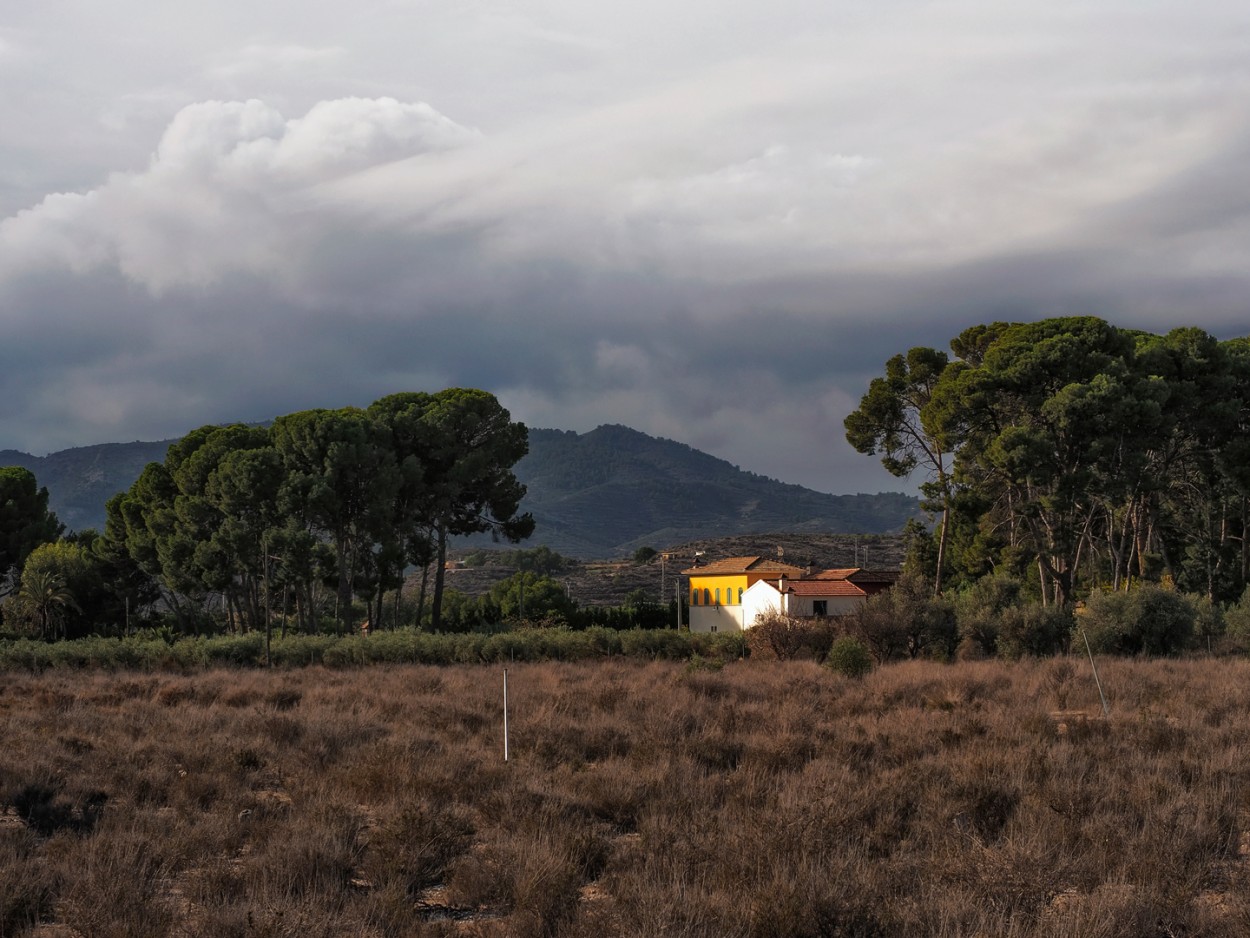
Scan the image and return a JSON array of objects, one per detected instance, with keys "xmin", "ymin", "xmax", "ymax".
[
  {"xmin": 741, "ymin": 580, "xmax": 864, "ymax": 628},
  {"xmin": 742, "ymin": 580, "xmax": 785, "ymax": 629},
  {"xmin": 688, "ymin": 603, "xmax": 746, "ymax": 633}
]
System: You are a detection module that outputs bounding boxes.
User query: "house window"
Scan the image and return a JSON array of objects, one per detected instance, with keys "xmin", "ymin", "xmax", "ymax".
[
  {"xmin": 704, "ymin": 588, "xmax": 711, "ymax": 605},
  {"xmin": 691, "ymin": 590, "xmax": 698, "ymax": 605},
  {"xmin": 714, "ymin": 588, "xmax": 721, "ymax": 605},
  {"xmin": 738, "ymin": 587, "xmax": 744, "ymax": 604},
  {"xmin": 813, "ymin": 600, "xmax": 828, "ymax": 616}
]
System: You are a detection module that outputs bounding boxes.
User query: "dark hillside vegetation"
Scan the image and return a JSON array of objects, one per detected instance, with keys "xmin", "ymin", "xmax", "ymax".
[
  {"xmin": 516, "ymin": 425, "xmax": 918, "ymax": 556},
  {"xmin": 0, "ymin": 440, "xmax": 174, "ymax": 534},
  {"xmin": 3, "ymin": 657, "xmax": 1250, "ymax": 937}
]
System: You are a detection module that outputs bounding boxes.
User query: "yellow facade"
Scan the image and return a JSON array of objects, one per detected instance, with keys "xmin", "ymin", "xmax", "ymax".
[{"xmin": 688, "ymin": 573, "xmax": 749, "ymax": 608}]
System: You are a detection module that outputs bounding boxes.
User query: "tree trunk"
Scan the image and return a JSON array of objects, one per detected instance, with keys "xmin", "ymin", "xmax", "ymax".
[
  {"xmin": 417, "ymin": 563, "xmax": 430, "ymax": 629},
  {"xmin": 430, "ymin": 527, "xmax": 448, "ymax": 632},
  {"xmin": 336, "ymin": 534, "xmax": 352, "ymax": 633},
  {"xmin": 934, "ymin": 502, "xmax": 950, "ymax": 595}
]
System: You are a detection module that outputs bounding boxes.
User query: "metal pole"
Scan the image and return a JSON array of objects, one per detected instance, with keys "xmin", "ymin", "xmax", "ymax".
[
  {"xmin": 503, "ymin": 668, "xmax": 510, "ymax": 763},
  {"xmin": 1081, "ymin": 629, "xmax": 1110, "ymax": 717}
]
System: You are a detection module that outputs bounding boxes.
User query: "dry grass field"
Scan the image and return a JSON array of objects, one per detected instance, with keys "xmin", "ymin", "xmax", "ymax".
[{"xmin": 3, "ymin": 656, "xmax": 1250, "ymax": 937}]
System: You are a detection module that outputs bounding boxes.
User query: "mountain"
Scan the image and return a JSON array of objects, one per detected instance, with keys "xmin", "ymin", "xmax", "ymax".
[
  {"xmin": 0, "ymin": 440, "xmax": 177, "ymax": 534},
  {"xmin": 512, "ymin": 425, "xmax": 919, "ymax": 557},
  {"xmin": 1, "ymin": 424, "xmax": 920, "ymax": 557}
]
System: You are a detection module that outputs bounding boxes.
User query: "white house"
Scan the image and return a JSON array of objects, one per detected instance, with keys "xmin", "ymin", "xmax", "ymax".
[{"xmin": 740, "ymin": 568, "xmax": 898, "ymax": 629}]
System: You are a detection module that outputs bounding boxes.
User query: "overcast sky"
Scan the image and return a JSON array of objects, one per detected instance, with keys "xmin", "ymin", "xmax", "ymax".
[{"xmin": 3, "ymin": 1, "xmax": 1249, "ymax": 494}]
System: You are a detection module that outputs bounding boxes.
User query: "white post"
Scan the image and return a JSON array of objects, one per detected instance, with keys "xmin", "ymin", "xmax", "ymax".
[{"xmin": 503, "ymin": 668, "xmax": 510, "ymax": 762}]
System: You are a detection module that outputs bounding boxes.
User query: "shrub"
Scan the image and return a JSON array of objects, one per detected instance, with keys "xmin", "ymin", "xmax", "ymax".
[
  {"xmin": 692, "ymin": 630, "xmax": 747, "ymax": 661},
  {"xmin": 1081, "ymin": 585, "xmax": 1196, "ymax": 655},
  {"xmin": 269, "ymin": 634, "xmax": 339, "ymax": 667},
  {"xmin": 1221, "ymin": 587, "xmax": 1250, "ymax": 652},
  {"xmin": 203, "ymin": 633, "xmax": 265, "ymax": 666},
  {"xmin": 826, "ymin": 636, "xmax": 873, "ymax": 678},
  {"xmin": 846, "ymin": 571, "xmax": 957, "ymax": 661},
  {"xmin": 632, "ymin": 546, "xmax": 658, "ymax": 565},
  {"xmin": 996, "ymin": 603, "xmax": 1073, "ymax": 659},
  {"xmin": 619, "ymin": 629, "xmax": 693, "ymax": 659},
  {"xmin": 747, "ymin": 614, "xmax": 836, "ymax": 661},
  {"xmin": 953, "ymin": 574, "xmax": 1025, "ymax": 657}
]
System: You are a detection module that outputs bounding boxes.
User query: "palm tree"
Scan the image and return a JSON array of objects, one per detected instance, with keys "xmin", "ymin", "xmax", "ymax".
[{"xmin": 17, "ymin": 569, "xmax": 79, "ymax": 640}]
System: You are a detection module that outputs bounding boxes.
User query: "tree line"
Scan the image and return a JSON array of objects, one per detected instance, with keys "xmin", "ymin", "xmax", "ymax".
[
  {"xmin": 846, "ymin": 316, "xmax": 1250, "ymax": 606},
  {"xmin": 1, "ymin": 389, "xmax": 534, "ymax": 638}
]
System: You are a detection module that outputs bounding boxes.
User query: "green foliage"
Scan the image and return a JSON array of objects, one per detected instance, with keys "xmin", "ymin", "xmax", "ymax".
[
  {"xmin": 11, "ymin": 539, "xmax": 132, "ymax": 639},
  {"xmin": 0, "ymin": 626, "xmax": 727, "ymax": 671},
  {"xmin": 1081, "ymin": 586, "xmax": 1196, "ymax": 656},
  {"xmin": 846, "ymin": 571, "xmax": 957, "ymax": 662},
  {"xmin": 848, "ymin": 318, "xmax": 1250, "ymax": 613},
  {"xmin": 900, "ymin": 518, "xmax": 937, "ymax": 580},
  {"xmin": 996, "ymin": 604, "xmax": 1073, "ymax": 659},
  {"xmin": 8, "ymin": 566, "xmax": 79, "ymax": 640},
  {"xmin": 845, "ymin": 347, "xmax": 954, "ymax": 589},
  {"xmin": 953, "ymin": 574, "xmax": 1024, "ymax": 657},
  {"xmin": 510, "ymin": 546, "xmax": 568, "ymax": 574},
  {"xmin": 632, "ymin": 546, "xmax": 658, "ymax": 565},
  {"xmin": 826, "ymin": 636, "xmax": 873, "ymax": 678},
  {"xmin": 571, "ymin": 600, "xmax": 674, "ymax": 632},
  {"xmin": 369, "ymin": 389, "xmax": 534, "ymax": 632},
  {"xmin": 1189, "ymin": 592, "xmax": 1224, "ymax": 650},
  {"xmin": 486, "ymin": 571, "xmax": 575, "ymax": 624},
  {"xmin": 0, "ymin": 467, "xmax": 62, "ymax": 583},
  {"xmin": 96, "ymin": 389, "xmax": 534, "ymax": 641},
  {"xmin": 1223, "ymin": 586, "xmax": 1250, "ymax": 648}
]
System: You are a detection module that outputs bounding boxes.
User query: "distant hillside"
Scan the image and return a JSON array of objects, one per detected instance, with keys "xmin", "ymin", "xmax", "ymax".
[
  {"xmin": 1, "ymin": 424, "xmax": 920, "ymax": 556},
  {"xmin": 511, "ymin": 425, "xmax": 919, "ymax": 557},
  {"xmin": 0, "ymin": 440, "xmax": 176, "ymax": 534}
]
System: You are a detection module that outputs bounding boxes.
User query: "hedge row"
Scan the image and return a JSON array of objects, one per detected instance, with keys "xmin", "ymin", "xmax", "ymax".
[{"xmin": 0, "ymin": 627, "xmax": 749, "ymax": 672}]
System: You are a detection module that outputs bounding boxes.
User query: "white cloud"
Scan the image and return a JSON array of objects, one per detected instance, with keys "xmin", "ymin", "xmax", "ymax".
[{"xmin": 0, "ymin": 97, "xmax": 479, "ymax": 292}]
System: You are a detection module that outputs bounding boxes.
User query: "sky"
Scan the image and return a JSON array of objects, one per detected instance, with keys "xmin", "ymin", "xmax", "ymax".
[{"xmin": 2, "ymin": 1, "xmax": 1250, "ymax": 495}]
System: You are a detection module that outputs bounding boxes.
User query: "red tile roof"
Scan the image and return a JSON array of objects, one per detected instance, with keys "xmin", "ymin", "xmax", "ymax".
[
  {"xmin": 804, "ymin": 568, "xmax": 900, "ymax": 584},
  {"xmin": 784, "ymin": 580, "xmax": 868, "ymax": 597},
  {"xmin": 804, "ymin": 567, "xmax": 861, "ymax": 580},
  {"xmin": 682, "ymin": 556, "xmax": 806, "ymax": 576}
]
